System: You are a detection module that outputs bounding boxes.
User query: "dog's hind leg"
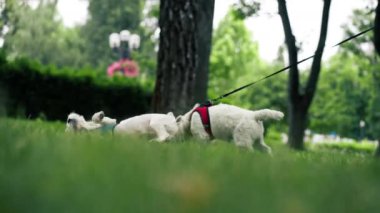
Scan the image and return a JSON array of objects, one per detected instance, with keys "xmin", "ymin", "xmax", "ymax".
[
  {"xmin": 233, "ymin": 121, "xmax": 254, "ymax": 151},
  {"xmin": 253, "ymin": 135, "xmax": 272, "ymax": 154},
  {"xmin": 251, "ymin": 122, "xmax": 272, "ymax": 154}
]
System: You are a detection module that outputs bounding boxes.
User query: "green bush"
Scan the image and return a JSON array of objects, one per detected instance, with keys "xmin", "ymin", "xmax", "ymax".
[
  {"xmin": 309, "ymin": 141, "xmax": 376, "ymax": 155},
  {"xmin": 0, "ymin": 55, "xmax": 153, "ymax": 121}
]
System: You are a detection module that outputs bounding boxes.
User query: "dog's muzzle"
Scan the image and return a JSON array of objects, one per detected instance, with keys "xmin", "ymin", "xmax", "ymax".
[{"xmin": 66, "ymin": 118, "xmax": 77, "ymax": 131}]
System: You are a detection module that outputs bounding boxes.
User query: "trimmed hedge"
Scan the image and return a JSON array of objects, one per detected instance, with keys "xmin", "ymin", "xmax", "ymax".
[
  {"xmin": 309, "ymin": 141, "xmax": 376, "ymax": 155},
  {"xmin": 0, "ymin": 55, "xmax": 153, "ymax": 121}
]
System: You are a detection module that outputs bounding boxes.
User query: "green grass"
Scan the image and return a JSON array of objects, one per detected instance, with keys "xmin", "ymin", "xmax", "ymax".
[{"xmin": 1, "ymin": 118, "xmax": 380, "ymax": 213}]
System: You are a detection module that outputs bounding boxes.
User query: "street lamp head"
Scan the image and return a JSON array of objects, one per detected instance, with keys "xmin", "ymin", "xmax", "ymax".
[
  {"xmin": 109, "ymin": 33, "xmax": 121, "ymax": 48},
  {"xmin": 120, "ymin": 30, "xmax": 131, "ymax": 42},
  {"xmin": 129, "ymin": 34, "xmax": 141, "ymax": 50},
  {"xmin": 360, "ymin": 120, "xmax": 366, "ymax": 128}
]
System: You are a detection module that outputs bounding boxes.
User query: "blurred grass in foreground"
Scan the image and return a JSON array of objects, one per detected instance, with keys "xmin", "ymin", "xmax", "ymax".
[{"xmin": 1, "ymin": 118, "xmax": 380, "ymax": 213}]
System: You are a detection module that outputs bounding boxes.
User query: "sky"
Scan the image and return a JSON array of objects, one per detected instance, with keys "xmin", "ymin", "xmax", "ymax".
[{"xmin": 57, "ymin": 0, "xmax": 370, "ymax": 62}]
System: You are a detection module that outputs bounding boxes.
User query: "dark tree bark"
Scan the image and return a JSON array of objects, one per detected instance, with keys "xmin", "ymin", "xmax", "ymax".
[
  {"xmin": 194, "ymin": 0, "xmax": 215, "ymax": 103},
  {"xmin": 153, "ymin": 0, "xmax": 198, "ymax": 114},
  {"xmin": 277, "ymin": 0, "xmax": 331, "ymax": 150},
  {"xmin": 374, "ymin": 0, "xmax": 380, "ymax": 157},
  {"xmin": 374, "ymin": 0, "xmax": 380, "ymax": 55},
  {"xmin": 376, "ymin": 143, "xmax": 380, "ymax": 157},
  {"xmin": 153, "ymin": 0, "xmax": 215, "ymax": 115}
]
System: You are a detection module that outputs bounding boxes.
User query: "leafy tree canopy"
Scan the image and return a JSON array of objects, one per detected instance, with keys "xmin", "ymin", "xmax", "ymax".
[
  {"xmin": 1, "ymin": 0, "xmax": 88, "ymax": 69},
  {"xmin": 209, "ymin": 9, "xmax": 260, "ymax": 103}
]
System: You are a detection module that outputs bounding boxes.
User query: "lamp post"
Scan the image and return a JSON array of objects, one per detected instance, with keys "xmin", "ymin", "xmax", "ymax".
[
  {"xmin": 359, "ymin": 120, "xmax": 365, "ymax": 142},
  {"xmin": 107, "ymin": 30, "xmax": 141, "ymax": 77},
  {"xmin": 109, "ymin": 30, "xmax": 140, "ymax": 60}
]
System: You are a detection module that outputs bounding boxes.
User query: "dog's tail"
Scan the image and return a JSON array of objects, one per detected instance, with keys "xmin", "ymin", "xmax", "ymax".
[{"xmin": 252, "ymin": 109, "xmax": 284, "ymax": 121}]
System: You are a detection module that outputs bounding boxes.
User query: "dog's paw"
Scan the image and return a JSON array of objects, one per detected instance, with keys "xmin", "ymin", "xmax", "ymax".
[{"xmin": 149, "ymin": 138, "xmax": 167, "ymax": 143}]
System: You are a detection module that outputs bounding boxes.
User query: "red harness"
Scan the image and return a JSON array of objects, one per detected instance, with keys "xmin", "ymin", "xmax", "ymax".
[{"xmin": 192, "ymin": 106, "xmax": 213, "ymax": 138}]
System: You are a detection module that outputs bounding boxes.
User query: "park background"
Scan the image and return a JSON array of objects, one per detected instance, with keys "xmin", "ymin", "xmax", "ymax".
[{"xmin": 1, "ymin": 0, "xmax": 380, "ymax": 212}]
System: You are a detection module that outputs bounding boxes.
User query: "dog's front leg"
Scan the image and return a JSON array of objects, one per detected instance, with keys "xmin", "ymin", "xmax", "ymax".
[
  {"xmin": 150, "ymin": 122, "xmax": 171, "ymax": 142},
  {"xmin": 190, "ymin": 114, "xmax": 212, "ymax": 141}
]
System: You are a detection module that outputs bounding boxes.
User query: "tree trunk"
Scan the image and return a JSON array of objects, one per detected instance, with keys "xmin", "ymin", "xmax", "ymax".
[
  {"xmin": 194, "ymin": 0, "xmax": 215, "ymax": 103},
  {"xmin": 153, "ymin": 0, "xmax": 198, "ymax": 114},
  {"xmin": 374, "ymin": 0, "xmax": 380, "ymax": 54},
  {"xmin": 278, "ymin": 0, "xmax": 331, "ymax": 150},
  {"xmin": 375, "ymin": 140, "xmax": 380, "ymax": 157},
  {"xmin": 288, "ymin": 99, "xmax": 307, "ymax": 150}
]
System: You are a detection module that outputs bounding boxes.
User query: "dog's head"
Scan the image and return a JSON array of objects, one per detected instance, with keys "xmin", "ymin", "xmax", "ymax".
[
  {"xmin": 176, "ymin": 103, "xmax": 200, "ymax": 137},
  {"xmin": 66, "ymin": 112, "xmax": 101, "ymax": 132}
]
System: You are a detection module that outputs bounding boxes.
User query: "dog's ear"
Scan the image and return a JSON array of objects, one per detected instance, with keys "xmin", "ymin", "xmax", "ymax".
[
  {"xmin": 92, "ymin": 111, "xmax": 105, "ymax": 123},
  {"xmin": 192, "ymin": 103, "xmax": 200, "ymax": 110},
  {"xmin": 99, "ymin": 111, "xmax": 105, "ymax": 120},
  {"xmin": 176, "ymin": 115, "xmax": 183, "ymax": 123},
  {"xmin": 167, "ymin": 112, "xmax": 174, "ymax": 117}
]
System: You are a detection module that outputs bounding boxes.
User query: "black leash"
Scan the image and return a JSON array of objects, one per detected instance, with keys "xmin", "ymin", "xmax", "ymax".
[{"xmin": 208, "ymin": 26, "xmax": 375, "ymax": 104}]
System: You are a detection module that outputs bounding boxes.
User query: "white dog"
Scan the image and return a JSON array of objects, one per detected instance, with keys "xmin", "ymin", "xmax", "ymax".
[
  {"xmin": 92, "ymin": 111, "xmax": 179, "ymax": 142},
  {"xmin": 177, "ymin": 104, "xmax": 284, "ymax": 152},
  {"xmin": 66, "ymin": 112, "xmax": 104, "ymax": 132}
]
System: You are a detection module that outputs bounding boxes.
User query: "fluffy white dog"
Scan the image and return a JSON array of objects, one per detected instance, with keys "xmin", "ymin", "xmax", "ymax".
[
  {"xmin": 66, "ymin": 112, "xmax": 103, "ymax": 132},
  {"xmin": 177, "ymin": 104, "xmax": 284, "ymax": 152},
  {"xmin": 92, "ymin": 111, "xmax": 179, "ymax": 142}
]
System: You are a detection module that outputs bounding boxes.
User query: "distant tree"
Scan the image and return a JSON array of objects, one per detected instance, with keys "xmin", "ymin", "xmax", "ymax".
[
  {"xmin": 373, "ymin": 0, "xmax": 380, "ymax": 157},
  {"xmin": 370, "ymin": 71, "xmax": 380, "ymax": 157},
  {"xmin": 277, "ymin": 0, "xmax": 331, "ymax": 150},
  {"xmin": 0, "ymin": 0, "xmax": 18, "ymax": 35},
  {"xmin": 374, "ymin": 0, "xmax": 380, "ymax": 54},
  {"xmin": 335, "ymin": 2, "xmax": 378, "ymax": 141},
  {"xmin": 231, "ymin": 0, "xmax": 260, "ymax": 20},
  {"xmin": 2, "ymin": 0, "xmax": 87, "ymax": 68},
  {"xmin": 340, "ymin": 1, "xmax": 375, "ymax": 58},
  {"xmin": 152, "ymin": 0, "xmax": 215, "ymax": 114},
  {"xmin": 339, "ymin": 0, "xmax": 380, "ymax": 156},
  {"xmin": 208, "ymin": 9, "xmax": 260, "ymax": 105},
  {"xmin": 309, "ymin": 53, "xmax": 372, "ymax": 139}
]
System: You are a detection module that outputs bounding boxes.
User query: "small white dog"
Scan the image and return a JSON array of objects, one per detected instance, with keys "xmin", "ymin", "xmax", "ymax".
[
  {"xmin": 66, "ymin": 111, "xmax": 180, "ymax": 142},
  {"xmin": 177, "ymin": 104, "xmax": 284, "ymax": 152},
  {"xmin": 92, "ymin": 111, "xmax": 179, "ymax": 142},
  {"xmin": 66, "ymin": 112, "xmax": 103, "ymax": 132}
]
